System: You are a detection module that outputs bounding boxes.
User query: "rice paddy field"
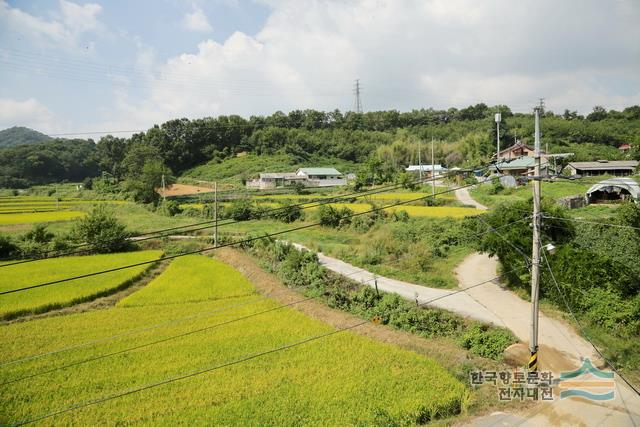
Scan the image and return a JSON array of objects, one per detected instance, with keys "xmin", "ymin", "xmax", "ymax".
[
  {"xmin": 0, "ymin": 250, "xmax": 163, "ymax": 320},
  {"xmin": 0, "ymin": 254, "xmax": 468, "ymax": 425},
  {"xmin": 0, "ymin": 196, "xmax": 128, "ymax": 225},
  {"xmin": 181, "ymin": 201, "xmax": 481, "ymax": 218},
  {"xmin": 0, "ymin": 210, "xmax": 86, "ymax": 225}
]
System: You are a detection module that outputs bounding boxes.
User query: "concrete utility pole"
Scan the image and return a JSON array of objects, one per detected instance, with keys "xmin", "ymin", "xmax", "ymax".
[
  {"xmin": 214, "ymin": 181, "xmax": 218, "ymax": 247},
  {"xmin": 418, "ymin": 140, "xmax": 423, "ymax": 182},
  {"xmin": 495, "ymin": 112, "xmax": 502, "ymax": 160},
  {"xmin": 431, "ymin": 137, "xmax": 435, "ymax": 197},
  {"xmin": 529, "ymin": 106, "xmax": 542, "ymax": 372},
  {"xmin": 161, "ymin": 174, "xmax": 166, "ymax": 201}
]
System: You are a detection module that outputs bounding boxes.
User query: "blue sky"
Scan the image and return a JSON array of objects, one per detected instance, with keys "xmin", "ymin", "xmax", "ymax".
[{"xmin": 1, "ymin": 0, "xmax": 639, "ymax": 136}]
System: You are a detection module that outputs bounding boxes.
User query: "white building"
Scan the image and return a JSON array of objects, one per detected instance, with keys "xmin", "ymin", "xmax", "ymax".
[
  {"xmin": 405, "ymin": 164, "xmax": 447, "ymax": 177},
  {"xmin": 246, "ymin": 167, "xmax": 347, "ymax": 190}
]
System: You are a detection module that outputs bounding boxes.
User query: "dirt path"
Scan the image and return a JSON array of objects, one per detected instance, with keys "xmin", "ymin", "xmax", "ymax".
[
  {"xmin": 456, "ymin": 253, "xmax": 640, "ymax": 426},
  {"xmin": 455, "ymin": 186, "xmax": 488, "ymax": 210}
]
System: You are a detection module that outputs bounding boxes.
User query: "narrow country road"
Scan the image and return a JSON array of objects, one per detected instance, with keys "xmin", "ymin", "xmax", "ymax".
[
  {"xmin": 291, "ymin": 243, "xmax": 504, "ymax": 326},
  {"xmin": 457, "ymin": 253, "xmax": 640, "ymax": 426},
  {"xmin": 455, "ymin": 185, "xmax": 488, "ymax": 210},
  {"xmin": 294, "ymin": 243, "xmax": 640, "ymax": 426}
]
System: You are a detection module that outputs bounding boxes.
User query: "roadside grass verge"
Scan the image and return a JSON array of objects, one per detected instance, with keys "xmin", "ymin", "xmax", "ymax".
[
  {"xmin": 0, "ymin": 256, "xmax": 468, "ymax": 425},
  {"xmin": 0, "ymin": 250, "xmax": 163, "ymax": 320}
]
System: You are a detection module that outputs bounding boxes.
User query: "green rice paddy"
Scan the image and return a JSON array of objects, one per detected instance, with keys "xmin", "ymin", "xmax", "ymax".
[{"xmin": 0, "ymin": 254, "xmax": 467, "ymax": 425}]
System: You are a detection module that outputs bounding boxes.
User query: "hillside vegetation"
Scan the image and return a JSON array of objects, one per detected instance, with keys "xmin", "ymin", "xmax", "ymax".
[
  {"xmin": 0, "ymin": 126, "xmax": 51, "ymax": 148},
  {"xmin": 2, "ymin": 104, "xmax": 639, "ymax": 198}
]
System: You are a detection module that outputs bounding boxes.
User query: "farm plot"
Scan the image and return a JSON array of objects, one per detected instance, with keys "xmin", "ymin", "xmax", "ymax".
[
  {"xmin": 120, "ymin": 255, "xmax": 256, "ymax": 306},
  {"xmin": 325, "ymin": 203, "xmax": 482, "ymax": 218},
  {"xmin": 0, "ymin": 250, "xmax": 163, "ymax": 319},
  {"xmin": 0, "ymin": 255, "xmax": 467, "ymax": 425},
  {"xmin": 181, "ymin": 201, "xmax": 481, "ymax": 218},
  {"xmin": 0, "ymin": 197, "xmax": 127, "ymax": 225},
  {"xmin": 0, "ymin": 210, "xmax": 85, "ymax": 225}
]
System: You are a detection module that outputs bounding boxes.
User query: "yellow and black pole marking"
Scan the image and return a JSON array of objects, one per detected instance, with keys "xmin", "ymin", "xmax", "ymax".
[{"xmin": 529, "ymin": 351, "xmax": 538, "ymax": 372}]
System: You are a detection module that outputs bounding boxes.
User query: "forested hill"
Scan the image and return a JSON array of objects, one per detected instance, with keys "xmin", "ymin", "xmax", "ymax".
[
  {"xmin": 0, "ymin": 126, "xmax": 51, "ymax": 148},
  {"xmin": 1, "ymin": 104, "xmax": 639, "ymax": 189}
]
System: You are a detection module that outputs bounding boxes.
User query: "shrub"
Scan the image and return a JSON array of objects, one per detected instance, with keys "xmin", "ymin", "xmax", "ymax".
[
  {"xmin": 226, "ymin": 199, "xmax": 255, "ymax": 221},
  {"xmin": 459, "ymin": 324, "xmax": 517, "ymax": 360},
  {"xmin": 0, "ymin": 233, "xmax": 18, "ymax": 258},
  {"xmin": 270, "ymin": 203, "xmax": 303, "ymax": 223},
  {"xmin": 391, "ymin": 210, "xmax": 410, "ymax": 222},
  {"xmin": 71, "ymin": 206, "xmax": 131, "ymax": 253},
  {"xmin": 160, "ymin": 200, "xmax": 182, "ymax": 217},
  {"xmin": 82, "ymin": 177, "xmax": 93, "ymax": 190},
  {"xmin": 318, "ymin": 205, "xmax": 353, "ymax": 228},
  {"xmin": 22, "ymin": 224, "xmax": 54, "ymax": 244}
]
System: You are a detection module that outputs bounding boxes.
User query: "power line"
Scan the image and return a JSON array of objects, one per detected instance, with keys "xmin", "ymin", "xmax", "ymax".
[
  {"xmin": 0, "ymin": 294, "xmax": 268, "ymax": 368},
  {"xmin": 12, "ymin": 268, "xmax": 520, "ymax": 426},
  {"xmin": 0, "ymin": 169, "xmax": 470, "ymax": 267},
  {"xmin": 1, "ymin": 215, "xmax": 528, "ymax": 372},
  {"xmin": 539, "ymin": 243, "xmax": 640, "ymax": 398},
  {"xmin": 0, "ymin": 178, "xmax": 493, "ymax": 296},
  {"xmin": 542, "ymin": 216, "xmax": 640, "ymax": 232},
  {"xmin": 1, "ymin": 296, "xmax": 315, "ymax": 386},
  {"xmin": 0, "ymin": 179, "xmax": 490, "ymax": 295}
]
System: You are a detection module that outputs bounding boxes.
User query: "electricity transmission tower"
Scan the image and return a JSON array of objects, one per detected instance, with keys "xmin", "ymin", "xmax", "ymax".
[{"xmin": 353, "ymin": 79, "xmax": 363, "ymax": 113}]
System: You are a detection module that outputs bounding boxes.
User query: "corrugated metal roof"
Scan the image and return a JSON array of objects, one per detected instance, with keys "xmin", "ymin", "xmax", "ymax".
[
  {"xmin": 494, "ymin": 157, "xmax": 536, "ymax": 169},
  {"xmin": 568, "ymin": 160, "xmax": 638, "ymax": 170},
  {"xmin": 586, "ymin": 178, "xmax": 640, "ymax": 200},
  {"xmin": 297, "ymin": 167, "xmax": 343, "ymax": 176},
  {"xmin": 259, "ymin": 173, "xmax": 300, "ymax": 179}
]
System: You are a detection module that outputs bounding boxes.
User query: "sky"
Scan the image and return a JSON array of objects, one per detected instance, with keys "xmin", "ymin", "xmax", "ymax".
[{"xmin": 0, "ymin": 0, "xmax": 639, "ymax": 137}]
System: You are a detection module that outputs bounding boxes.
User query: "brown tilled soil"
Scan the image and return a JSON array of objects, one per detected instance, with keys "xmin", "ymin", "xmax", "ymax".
[{"xmin": 159, "ymin": 183, "xmax": 214, "ymax": 197}]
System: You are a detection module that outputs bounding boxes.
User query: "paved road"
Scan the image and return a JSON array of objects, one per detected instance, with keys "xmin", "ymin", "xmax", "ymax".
[
  {"xmin": 457, "ymin": 253, "xmax": 640, "ymax": 426},
  {"xmin": 291, "ymin": 243, "xmax": 504, "ymax": 326},
  {"xmin": 294, "ymin": 243, "xmax": 640, "ymax": 426},
  {"xmin": 455, "ymin": 185, "xmax": 488, "ymax": 210}
]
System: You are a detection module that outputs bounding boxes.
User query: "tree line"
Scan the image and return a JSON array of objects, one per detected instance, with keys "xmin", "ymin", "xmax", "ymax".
[{"xmin": 1, "ymin": 104, "xmax": 639, "ymax": 196}]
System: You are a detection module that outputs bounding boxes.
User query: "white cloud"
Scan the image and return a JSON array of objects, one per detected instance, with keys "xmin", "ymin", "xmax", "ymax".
[
  {"xmin": 0, "ymin": 98, "xmax": 60, "ymax": 133},
  {"xmin": 182, "ymin": 7, "xmax": 213, "ymax": 32},
  {"xmin": 59, "ymin": 0, "xmax": 103, "ymax": 34},
  {"xmin": 0, "ymin": 0, "xmax": 103, "ymax": 49},
  {"xmin": 107, "ymin": 0, "xmax": 640, "ymax": 128}
]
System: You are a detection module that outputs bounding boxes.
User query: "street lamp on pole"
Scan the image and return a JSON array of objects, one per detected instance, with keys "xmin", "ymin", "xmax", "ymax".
[{"xmin": 495, "ymin": 113, "xmax": 502, "ymax": 161}]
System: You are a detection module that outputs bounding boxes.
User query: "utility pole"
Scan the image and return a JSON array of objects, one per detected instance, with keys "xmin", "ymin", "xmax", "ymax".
[
  {"xmin": 418, "ymin": 140, "xmax": 422, "ymax": 182},
  {"xmin": 161, "ymin": 174, "xmax": 166, "ymax": 202},
  {"xmin": 431, "ymin": 137, "xmax": 435, "ymax": 197},
  {"xmin": 529, "ymin": 106, "xmax": 542, "ymax": 372},
  {"xmin": 214, "ymin": 181, "xmax": 218, "ymax": 247},
  {"xmin": 495, "ymin": 112, "xmax": 502, "ymax": 160},
  {"xmin": 353, "ymin": 79, "xmax": 363, "ymax": 113}
]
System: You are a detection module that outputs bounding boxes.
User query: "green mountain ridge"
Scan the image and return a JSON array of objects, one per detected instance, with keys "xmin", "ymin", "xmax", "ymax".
[{"xmin": 0, "ymin": 126, "xmax": 52, "ymax": 148}]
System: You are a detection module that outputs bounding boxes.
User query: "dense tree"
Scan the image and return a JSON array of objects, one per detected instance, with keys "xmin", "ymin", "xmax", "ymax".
[
  {"xmin": 1, "ymin": 103, "xmax": 639, "ymax": 189},
  {"xmin": 587, "ymin": 106, "xmax": 608, "ymax": 121}
]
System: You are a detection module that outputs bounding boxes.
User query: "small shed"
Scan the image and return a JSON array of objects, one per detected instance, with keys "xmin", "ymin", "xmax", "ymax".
[{"xmin": 586, "ymin": 178, "xmax": 640, "ymax": 204}]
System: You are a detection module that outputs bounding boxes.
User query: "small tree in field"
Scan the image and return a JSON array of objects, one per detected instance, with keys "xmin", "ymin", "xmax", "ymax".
[{"xmin": 72, "ymin": 206, "xmax": 131, "ymax": 253}]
